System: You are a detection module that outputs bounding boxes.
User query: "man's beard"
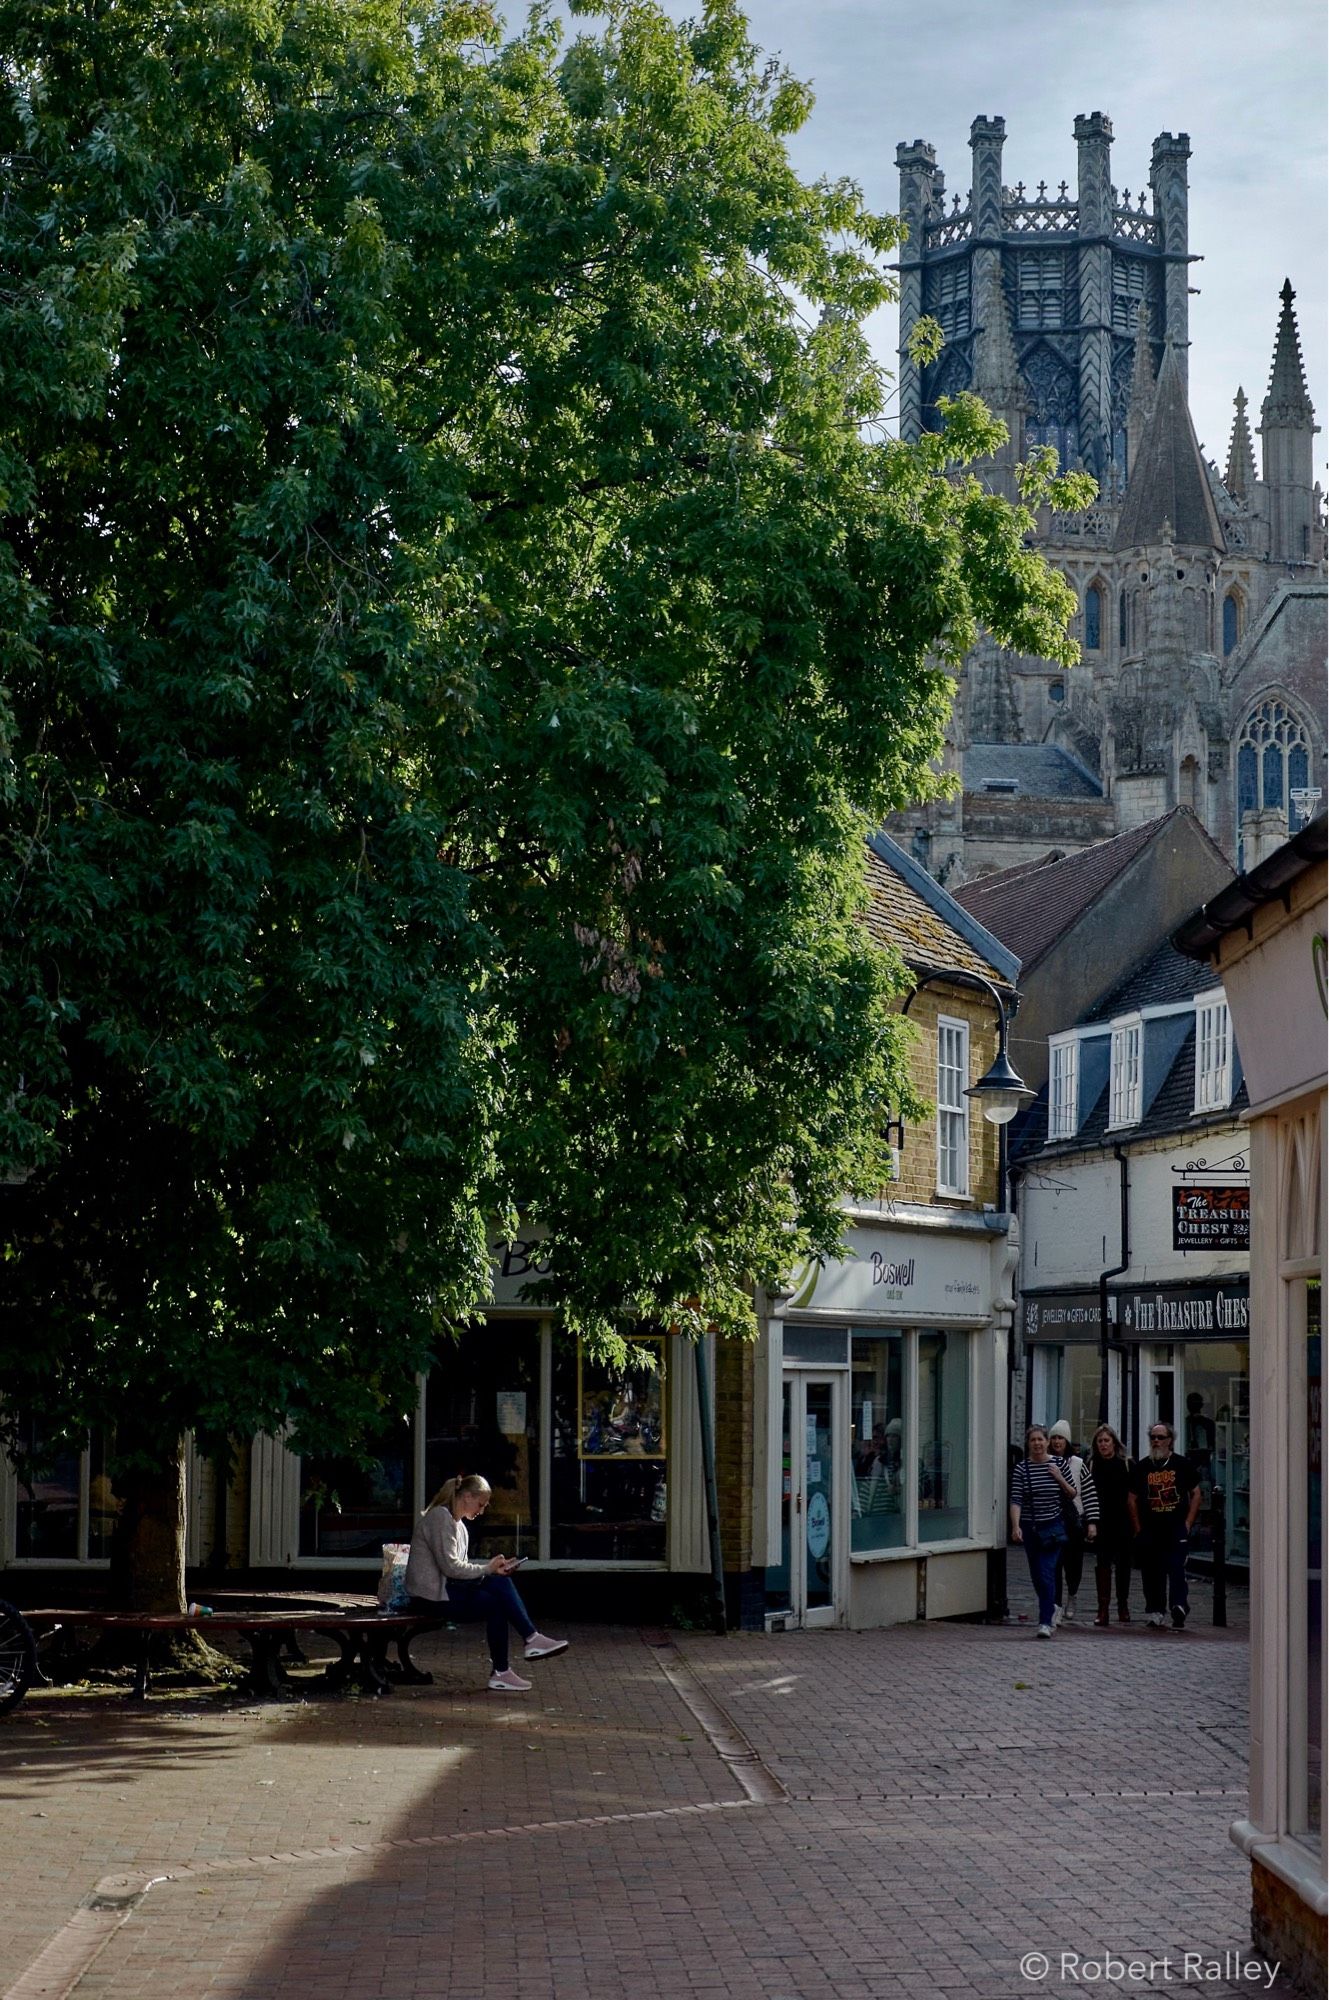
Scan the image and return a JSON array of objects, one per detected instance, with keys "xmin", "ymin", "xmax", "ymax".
[{"xmin": 1150, "ymin": 1445, "xmax": 1170, "ymax": 1460}]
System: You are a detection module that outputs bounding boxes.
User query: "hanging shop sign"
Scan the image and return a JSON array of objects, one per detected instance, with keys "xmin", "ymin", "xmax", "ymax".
[{"xmin": 1172, "ymin": 1185, "xmax": 1250, "ymax": 1253}]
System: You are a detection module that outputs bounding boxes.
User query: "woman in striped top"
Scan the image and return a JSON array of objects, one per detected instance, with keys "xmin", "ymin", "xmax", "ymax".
[{"xmin": 1009, "ymin": 1425, "xmax": 1079, "ymax": 1638}]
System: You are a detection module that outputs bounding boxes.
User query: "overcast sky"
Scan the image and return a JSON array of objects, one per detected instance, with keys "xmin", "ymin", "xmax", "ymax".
[{"xmin": 550, "ymin": 1, "xmax": 1329, "ymax": 478}]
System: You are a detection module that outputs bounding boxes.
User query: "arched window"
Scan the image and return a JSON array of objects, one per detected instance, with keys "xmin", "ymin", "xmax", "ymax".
[
  {"xmin": 1222, "ymin": 594, "xmax": 1240, "ymax": 655},
  {"xmin": 1236, "ymin": 698, "xmax": 1315, "ymax": 864},
  {"xmin": 1118, "ymin": 590, "xmax": 1128, "ymax": 649},
  {"xmin": 1083, "ymin": 585, "xmax": 1102, "ymax": 651}
]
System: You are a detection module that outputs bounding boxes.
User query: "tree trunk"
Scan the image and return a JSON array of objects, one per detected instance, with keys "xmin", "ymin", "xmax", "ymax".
[{"xmin": 108, "ymin": 1432, "xmax": 187, "ymax": 1614}]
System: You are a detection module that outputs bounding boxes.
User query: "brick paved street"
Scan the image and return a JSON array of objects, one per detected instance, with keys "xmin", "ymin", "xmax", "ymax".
[{"xmin": 0, "ymin": 1572, "xmax": 1278, "ymax": 2000}]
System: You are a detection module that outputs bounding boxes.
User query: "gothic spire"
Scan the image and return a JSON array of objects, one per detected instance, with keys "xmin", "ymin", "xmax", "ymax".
[
  {"xmin": 1225, "ymin": 388, "xmax": 1256, "ymax": 499},
  {"xmin": 1261, "ymin": 278, "xmax": 1316, "ymax": 427},
  {"xmin": 1113, "ymin": 340, "xmax": 1224, "ymax": 552},
  {"xmin": 1125, "ymin": 303, "xmax": 1155, "ymax": 475}
]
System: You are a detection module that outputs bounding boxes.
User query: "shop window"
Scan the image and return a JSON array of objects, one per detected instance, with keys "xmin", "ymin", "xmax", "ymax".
[
  {"xmin": 12, "ymin": 1420, "xmax": 120, "ymax": 1563},
  {"xmin": 424, "ymin": 1320, "xmax": 541, "ymax": 1561},
  {"xmin": 298, "ymin": 1411, "xmax": 414, "ymax": 1558},
  {"xmin": 550, "ymin": 1338, "xmax": 666, "ymax": 1561},
  {"xmin": 850, "ymin": 1335, "xmax": 906, "ymax": 1552},
  {"xmin": 936, "ymin": 1015, "xmax": 970, "ymax": 1196},
  {"xmin": 1108, "ymin": 1019, "xmax": 1142, "ymax": 1127},
  {"xmin": 1048, "ymin": 1037, "xmax": 1079, "ymax": 1140},
  {"xmin": 1178, "ymin": 1342, "xmax": 1249, "ymax": 1567},
  {"xmin": 918, "ymin": 1331, "xmax": 970, "ymax": 1542},
  {"xmin": 1193, "ymin": 992, "xmax": 1232, "ymax": 1114}
]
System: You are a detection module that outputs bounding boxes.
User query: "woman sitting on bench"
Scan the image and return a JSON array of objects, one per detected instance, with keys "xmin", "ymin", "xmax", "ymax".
[{"xmin": 405, "ymin": 1473, "xmax": 567, "ymax": 1693}]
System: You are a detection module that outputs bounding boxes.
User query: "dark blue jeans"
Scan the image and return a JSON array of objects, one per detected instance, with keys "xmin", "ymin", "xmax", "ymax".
[
  {"xmin": 1021, "ymin": 1518, "xmax": 1066, "ymax": 1627},
  {"xmin": 412, "ymin": 1577, "xmax": 535, "ymax": 1672}
]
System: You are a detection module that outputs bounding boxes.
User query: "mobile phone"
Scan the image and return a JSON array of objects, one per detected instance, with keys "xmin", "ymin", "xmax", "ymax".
[{"xmin": 508, "ymin": 1556, "xmax": 528, "ymax": 1568}]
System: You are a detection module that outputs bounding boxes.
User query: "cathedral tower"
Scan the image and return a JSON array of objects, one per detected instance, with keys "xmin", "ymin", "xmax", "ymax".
[{"xmin": 897, "ymin": 113, "xmax": 1194, "ymax": 490}]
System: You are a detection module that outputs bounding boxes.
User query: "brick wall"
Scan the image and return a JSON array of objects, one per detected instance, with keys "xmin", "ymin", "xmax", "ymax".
[
  {"xmin": 1251, "ymin": 1857, "xmax": 1327, "ymax": 1998},
  {"xmin": 714, "ymin": 1335, "xmax": 755, "ymax": 1573},
  {"xmin": 894, "ymin": 985, "xmax": 1003, "ymax": 1211}
]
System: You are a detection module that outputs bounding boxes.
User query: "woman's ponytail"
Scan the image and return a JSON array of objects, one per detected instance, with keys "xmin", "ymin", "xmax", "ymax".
[{"xmin": 428, "ymin": 1472, "xmax": 491, "ymax": 1512}]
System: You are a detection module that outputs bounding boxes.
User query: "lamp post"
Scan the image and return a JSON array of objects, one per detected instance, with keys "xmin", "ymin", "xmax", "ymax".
[{"xmin": 899, "ymin": 967, "xmax": 1032, "ymax": 1208}]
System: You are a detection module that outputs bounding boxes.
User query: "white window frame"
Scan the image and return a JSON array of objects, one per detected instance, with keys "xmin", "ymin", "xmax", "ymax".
[
  {"xmin": 1193, "ymin": 990, "xmax": 1233, "ymax": 1114},
  {"xmin": 1107, "ymin": 1016, "xmax": 1143, "ymax": 1128},
  {"xmin": 1048, "ymin": 1035, "xmax": 1079, "ymax": 1140},
  {"xmin": 935, "ymin": 1014, "xmax": 971, "ymax": 1197}
]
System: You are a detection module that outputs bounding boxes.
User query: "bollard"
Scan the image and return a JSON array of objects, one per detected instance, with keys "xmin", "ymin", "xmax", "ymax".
[{"xmin": 1211, "ymin": 1485, "xmax": 1227, "ymax": 1628}]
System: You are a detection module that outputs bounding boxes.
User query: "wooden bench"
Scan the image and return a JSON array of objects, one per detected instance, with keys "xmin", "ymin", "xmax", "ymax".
[{"xmin": 22, "ymin": 1608, "xmax": 449, "ymax": 1703}]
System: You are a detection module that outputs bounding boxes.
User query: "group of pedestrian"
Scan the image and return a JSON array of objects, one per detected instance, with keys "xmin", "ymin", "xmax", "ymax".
[{"xmin": 1009, "ymin": 1418, "xmax": 1201, "ymax": 1639}]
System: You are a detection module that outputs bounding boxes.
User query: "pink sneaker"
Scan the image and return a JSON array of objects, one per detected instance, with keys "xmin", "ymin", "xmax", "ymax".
[
  {"xmin": 524, "ymin": 1634, "xmax": 569, "ymax": 1660},
  {"xmin": 487, "ymin": 1668, "xmax": 532, "ymax": 1692}
]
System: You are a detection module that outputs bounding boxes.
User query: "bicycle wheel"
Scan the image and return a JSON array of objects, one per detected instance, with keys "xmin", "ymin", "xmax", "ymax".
[{"xmin": 0, "ymin": 1599, "xmax": 37, "ymax": 1715}]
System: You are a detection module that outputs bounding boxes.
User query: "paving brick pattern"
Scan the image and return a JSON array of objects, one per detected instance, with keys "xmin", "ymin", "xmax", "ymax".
[{"xmin": 0, "ymin": 1584, "xmax": 1278, "ymax": 2000}]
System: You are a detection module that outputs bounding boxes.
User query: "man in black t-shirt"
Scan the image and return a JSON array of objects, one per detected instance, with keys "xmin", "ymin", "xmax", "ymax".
[{"xmin": 1128, "ymin": 1422, "xmax": 1202, "ymax": 1628}]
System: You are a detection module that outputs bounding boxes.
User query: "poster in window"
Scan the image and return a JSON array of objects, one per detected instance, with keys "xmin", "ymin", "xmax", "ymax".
[{"xmin": 577, "ymin": 1337, "xmax": 666, "ymax": 1460}]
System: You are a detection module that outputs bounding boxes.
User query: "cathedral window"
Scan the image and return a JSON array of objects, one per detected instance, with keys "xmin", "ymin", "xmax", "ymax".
[
  {"xmin": 925, "ymin": 260, "xmax": 971, "ymax": 342},
  {"xmin": 1222, "ymin": 594, "xmax": 1239, "ymax": 654},
  {"xmin": 1111, "ymin": 261, "xmax": 1148, "ymax": 333},
  {"xmin": 1084, "ymin": 585, "xmax": 1102, "ymax": 651},
  {"xmin": 1235, "ymin": 699, "xmax": 1316, "ymax": 863},
  {"xmin": 1119, "ymin": 590, "xmax": 1128, "ymax": 649},
  {"xmin": 1016, "ymin": 250, "xmax": 1071, "ymax": 331}
]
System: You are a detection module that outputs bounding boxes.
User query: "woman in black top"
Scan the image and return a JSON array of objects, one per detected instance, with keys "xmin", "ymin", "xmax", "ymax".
[{"xmin": 1090, "ymin": 1425, "xmax": 1134, "ymax": 1624}]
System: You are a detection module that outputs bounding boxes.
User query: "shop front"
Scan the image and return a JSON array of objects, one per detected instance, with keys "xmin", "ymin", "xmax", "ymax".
[
  {"xmin": 757, "ymin": 1209, "xmax": 1014, "ymax": 1630},
  {"xmin": 1022, "ymin": 1277, "xmax": 1251, "ymax": 1565}
]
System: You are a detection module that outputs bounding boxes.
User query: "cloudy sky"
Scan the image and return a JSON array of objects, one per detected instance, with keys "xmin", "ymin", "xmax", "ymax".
[{"xmin": 553, "ymin": 1, "xmax": 1328, "ymax": 477}]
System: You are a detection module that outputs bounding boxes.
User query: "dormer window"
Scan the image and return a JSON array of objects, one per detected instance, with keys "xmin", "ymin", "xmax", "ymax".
[
  {"xmin": 1049, "ymin": 1037, "xmax": 1079, "ymax": 1141},
  {"xmin": 1194, "ymin": 992, "xmax": 1233, "ymax": 1113},
  {"xmin": 1108, "ymin": 1019, "xmax": 1143, "ymax": 1128}
]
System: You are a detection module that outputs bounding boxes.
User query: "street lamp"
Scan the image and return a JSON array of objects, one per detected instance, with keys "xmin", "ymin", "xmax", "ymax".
[
  {"xmin": 900, "ymin": 967, "xmax": 1032, "ymax": 1120},
  {"xmin": 898, "ymin": 966, "xmax": 1033, "ymax": 1204}
]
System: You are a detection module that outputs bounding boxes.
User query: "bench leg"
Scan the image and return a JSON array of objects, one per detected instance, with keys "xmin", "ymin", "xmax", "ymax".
[
  {"xmin": 390, "ymin": 1627, "xmax": 434, "ymax": 1686},
  {"xmin": 355, "ymin": 1636, "xmax": 393, "ymax": 1698},
  {"xmin": 246, "ymin": 1632, "xmax": 296, "ymax": 1702},
  {"xmin": 319, "ymin": 1631, "xmax": 359, "ymax": 1693},
  {"xmin": 130, "ymin": 1634, "xmax": 152, "ymax": 1703}
]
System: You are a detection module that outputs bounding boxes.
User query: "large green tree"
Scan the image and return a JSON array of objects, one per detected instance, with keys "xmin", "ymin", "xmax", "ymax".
[{"xmin": 0, "ymin": 0, "xmax": 1086, "ymax": 1606}]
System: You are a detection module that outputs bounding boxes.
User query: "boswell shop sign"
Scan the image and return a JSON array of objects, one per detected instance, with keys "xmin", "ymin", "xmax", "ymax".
[{"xmin": 1172, "ymin": 1184, "xmax": 1250, "ymax": 1252}]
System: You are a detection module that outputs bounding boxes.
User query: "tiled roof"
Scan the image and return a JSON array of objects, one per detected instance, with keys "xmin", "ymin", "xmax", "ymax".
[
  {"xmin": 1084, "ymin": 937, "xmax": 1220, "ymax": 1023},
  {"xmin": 964, "ymin": 743, "xmax": 1103, "ymax": 801},
  {"xmin": 951, "ymin": 814, "xmax": 1174, "ymax": 969},
  {"xmin": 863, "ymin": 841, "xmax": 1015, "ymax": 988}
]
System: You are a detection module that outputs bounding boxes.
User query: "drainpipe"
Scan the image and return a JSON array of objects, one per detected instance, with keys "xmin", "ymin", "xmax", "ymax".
[
  {"xmin": 1098, "ymin": 1146, "xmax": 1130, "ymax": 1425},
  {"xmin": 694, "ymin": 1337, "xmax": 727, "ymax": 1634}
]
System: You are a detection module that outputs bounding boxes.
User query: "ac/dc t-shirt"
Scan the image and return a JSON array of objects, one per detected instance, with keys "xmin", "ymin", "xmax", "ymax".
[{"xmin": 1130, "ymin": 1453, "xmax": 1198, "ymax": 1528}]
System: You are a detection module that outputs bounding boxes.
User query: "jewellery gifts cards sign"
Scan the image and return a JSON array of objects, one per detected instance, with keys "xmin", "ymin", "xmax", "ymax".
[{"xmin": 1171, "ymin": 1185, "xmax": 1249, "ymax": 1252}]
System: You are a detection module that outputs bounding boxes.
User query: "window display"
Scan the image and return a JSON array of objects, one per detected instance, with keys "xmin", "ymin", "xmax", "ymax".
[
  {"xmin": 918, "ymin": 1331, "xmax": 970, "ymax": 1542},
  {"xmin": 851, "ymin": 1335, "xmax": 905, "ymax": 1551},
  {"xmin": 424, "ymin": 1319, "xmax": 541, "ymax": 1560},
  {"xmin": 552, "ymin": 1339, "xmax": 666, "ymax": 1560},
  {"xmin": 298, "ymin": 1413, "xmax": 413, "ymax": 1558}
]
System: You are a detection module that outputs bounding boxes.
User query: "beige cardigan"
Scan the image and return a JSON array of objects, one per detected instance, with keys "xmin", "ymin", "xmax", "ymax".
[{"xmin": 403, "ymin": 1505, "xmax": 490, "ymax": 1602}]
